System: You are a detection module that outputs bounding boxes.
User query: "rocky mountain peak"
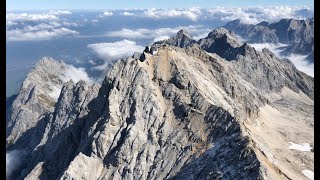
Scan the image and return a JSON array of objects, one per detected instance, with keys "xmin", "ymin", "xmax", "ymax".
[
  {"xmin": 155, "ymin": 29, "xmax": 196, "ymax": 48},
  {"xmin": 257, "ymin": 21, "xmax": 269, "ymax": 26},
  {"xmin": 177, "ymin": 29, "xmax": 193, "ymax": 39},
  {"xmin": 6, "ymin": 57, "xmax": 95, "ymax": 147},
  {"xmin": 207, "ymin": 27, "xmax": 236, "ymax": 39},
  {"xmin": 6, "ymin": 26, "xmax": 314, "ymax": 180}
]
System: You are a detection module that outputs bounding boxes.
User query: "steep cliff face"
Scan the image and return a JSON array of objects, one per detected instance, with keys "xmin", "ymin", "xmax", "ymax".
[
  {"xmin": 7, "ymin": 27, "xmax": 313, "ymax": 180},
  {"xmin": 7, "ymin": 57, "xmax": 71, "ymax": 145}
]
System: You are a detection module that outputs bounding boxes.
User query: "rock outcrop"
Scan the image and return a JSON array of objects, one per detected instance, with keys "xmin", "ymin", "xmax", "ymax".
[
  {"xmin": 7, "ymin": 27, "xmax": 314, "ymax": 180},
  {"xmin": 156, "ymin": 29, "xmax": 196, "ymax": 48}
]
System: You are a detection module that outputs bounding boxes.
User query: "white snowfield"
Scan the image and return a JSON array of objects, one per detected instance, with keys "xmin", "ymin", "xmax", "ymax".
[
  {"xmin": 302, "ymin": 170, "xmax": 314, "ymax": 180},
  {"xmin": 288, "ymin": 142, "xmax": 312, "ymax": 152}
]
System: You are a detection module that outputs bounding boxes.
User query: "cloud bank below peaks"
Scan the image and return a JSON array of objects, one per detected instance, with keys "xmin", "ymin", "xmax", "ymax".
[
  {"xmin": 105, "ymin": 25, "xmax": 211, "ymax": 41},
  {"xmin": 6, "ymin": 10, "xmax": 72, "ymax": 22},
  {"xmin": 142, "ymin": 6, "xmax": 313, "ymax": 24},
  {"xmin": 6, "ymin": 11, "xmax": 78, "ymax": 41},
  {"xmin": 7, "ymin": 27, "xmax": 78, "ymax": 41},
  {"xmin": 250, "ymin": 43, "xmax": 314, "ymax": 77}
]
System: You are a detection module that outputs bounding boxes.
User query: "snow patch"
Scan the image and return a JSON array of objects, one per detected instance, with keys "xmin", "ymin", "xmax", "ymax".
[
  {"xmin": 288, "ymin": 142, "xmax": 312, "ymax": 152},
  {"xmin": 302, "ymin": 170, "xmax": 314, "ymax": 180},
  {"xmin": 48, "ymin": 83, "xmax": 63, "ymax": 100}
]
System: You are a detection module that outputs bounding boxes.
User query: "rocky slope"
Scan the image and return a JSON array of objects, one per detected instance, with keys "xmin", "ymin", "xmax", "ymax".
[
  {"xmin": 6, "ymin": 28, "xmax": 314, "ymax": 180},
  {"xmin": 223, "ymin": 18, "xmax": 314, "ymax": 62}
]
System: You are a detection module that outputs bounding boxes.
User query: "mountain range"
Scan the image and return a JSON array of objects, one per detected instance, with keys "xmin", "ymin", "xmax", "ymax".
[
  {"xmin": 223, "ymin": 18, "xmax": 314, "ymax": 62},
  {"xmin": 6, "ymin": 18, "xmax": 314, "ymax": 180}
]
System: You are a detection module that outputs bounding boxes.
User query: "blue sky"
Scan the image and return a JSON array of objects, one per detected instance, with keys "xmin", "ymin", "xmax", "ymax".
[{"xmin": 7, "ymin": 0, "xmax": 313, "ymax": 10}]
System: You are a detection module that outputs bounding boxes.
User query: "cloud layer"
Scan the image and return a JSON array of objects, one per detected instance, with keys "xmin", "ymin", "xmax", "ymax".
[
  {"xmin": 100, "ymin": 6, "xmax": 313, "ymax": 23},
  {"xmin": 204, "ymin": 6, "xmax": 313, "ymax": 24},
  {"xmin": 144, "ymin": 7, "xmax": 201, "ymax": 21},
  {"xmin": 6, "ymin": 10, "xmax": 78, "ymax": 41},
  {"xmin": 96, "ymin": 6, "xmax": 313, "ymax": 23},
  {"xmin": 105, "ymin": 25, "xmax": 211, "ymax": 42},
  {"xmin": 7, "ymin": 27, "xmax": 78, "ymax": 41}
]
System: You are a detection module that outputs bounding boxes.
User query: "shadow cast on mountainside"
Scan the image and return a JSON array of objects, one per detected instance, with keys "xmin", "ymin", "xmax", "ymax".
[
  {"xmin": 6, "ymin": 94, "xmax": 18, "ymax": 138},
  {"xmin": 13, "ymin": 79, "xmax": 113, "ymax": 179}
]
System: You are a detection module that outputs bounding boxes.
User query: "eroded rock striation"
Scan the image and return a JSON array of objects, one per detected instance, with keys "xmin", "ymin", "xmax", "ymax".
[{"xmin": 7, "ymin": 28, "xmax": 313, "ymax": 180}]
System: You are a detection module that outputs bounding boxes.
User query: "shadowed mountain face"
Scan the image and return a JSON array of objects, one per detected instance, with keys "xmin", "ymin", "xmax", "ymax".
[
  {"xmin": 223, "ymin": 18, "xmax": 314, "ymax": 62},
  {"xmin": 7, "ymin": 26, "xmax": 313, "ymax": 180}
]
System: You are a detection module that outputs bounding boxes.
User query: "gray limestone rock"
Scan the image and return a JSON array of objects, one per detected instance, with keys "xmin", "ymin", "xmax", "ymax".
[{"xmin": 7, "ymin": 27, "xmax": 313, "ymax": 180}]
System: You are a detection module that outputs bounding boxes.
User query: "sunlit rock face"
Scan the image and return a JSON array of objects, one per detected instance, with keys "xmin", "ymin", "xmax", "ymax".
[{"xmin": 6, "ymin": 27, "xmax": 313, "ymax": 180}]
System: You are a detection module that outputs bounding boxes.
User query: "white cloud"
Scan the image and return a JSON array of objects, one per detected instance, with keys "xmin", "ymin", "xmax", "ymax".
[
  {"xmin": 48, "ymin": 10, "xmax": 72, "ymax": 15},
  {"xmin": 88, "ymin": 39, "xmax": 144, "ymax": 60},
  {"xmin": 6, "ymin": 150, "xmax": 24, "ymax": 179},
  {"xmin": 48, "ymin": 64, "xmax": 95, "ymax": 100},
  {"xmin": 88, "ymin": 59, "xmax": 96, "ymax": 65},
  {"xmin": 62, "ymin": 21, "xmax": 78, "ymax": 27},
  {"xmin": 249, "ymin": 43, "xmax": 287, "ymax": 55},
  {"xmin": 105, "ymin": 25, "xmax": 211, "ymax": 42},
  {"xmin": 6, "ymin": 11, "xmax": 78, "ymax": 41},
  {"xmin": 285, "ymin": 54, "xmax": 313, "ymax": 77},
  {"xmin": 6, "ymin": 10, "xmax": 72, "ymax": 23},
  {"xmin": 250, "ymin": 43, "xmax": 314, "ymax": 77},
  {"xmin": 23, "ymin": 22, "xmax": 62, "ymax": 31},
  {"xmin": 103, "ymin": 11, "xmax": 113, "ymax": 16},
  {"xmin": 91, "ymin": 19, "xmax": 99, "ymax": 23},
  {"xmin": 205, "ymin": 6, "xmax": 313, "ymax": 24},
  {"xmin": 122, "ymin": 11, "xmax": 134, "ymax": 16},
  {"xmin": 7, "ymin": 27, "xmax": 79, "ymax": 41},
  {"xmin": 141, "ymin": 6, "xmax": 313, "ymax": 24},
  {"xmin": 61, "ymin": 65, "xmax": 94, "ymax": 85},
  {"xmin": 144, "ymin": 8, "xmax": 201, "ymax": 21},
  {"xmin": 6, "ymin": 13, "xmax": 58, "ymax": 22}
]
